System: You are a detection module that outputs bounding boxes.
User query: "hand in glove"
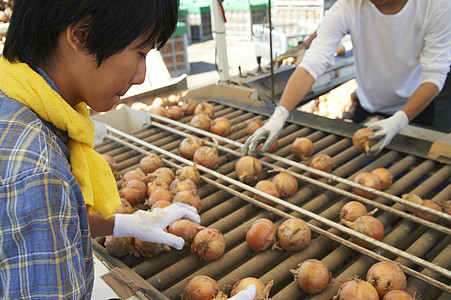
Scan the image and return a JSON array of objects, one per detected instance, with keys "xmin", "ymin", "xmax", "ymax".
[
  {"xmin": 113, "ymin": 202, "xmax": 200, "ymax": 250},
  {"xmin": 367, "ymin": 110, "xmax": 409, "ymax": 154},
  {"xmin": 229, "ymin": 284, "xmax": 257, "ymax": 300},
  {"xmin": 241, "ymin": 106, "xmax": 289, "ymax": 156}
]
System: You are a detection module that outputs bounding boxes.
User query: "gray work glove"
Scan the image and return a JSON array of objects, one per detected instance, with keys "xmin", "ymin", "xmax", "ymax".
[
  {"xmin": 113, "ymin": 203, "xmax": 200, "ymax": 250},
  {"xmin": 367, "ymin": 110, "xmax": 409, "ymax": 154},
  {"xmin": 241, "ymin": 106, "xmax": 289, "ymax": 156}
]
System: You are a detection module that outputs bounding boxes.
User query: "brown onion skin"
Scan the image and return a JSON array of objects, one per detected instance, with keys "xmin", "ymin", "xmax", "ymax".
[
  {"xmin": 151, "ymin": 200, "xmax": 172, "ymax": 211},
  {"xmin": 246, "ymin": 218, "xmax": 277, "ymax": 251},
  {"xmin": 121, "ymin": 169, "xmax": 146, "ymax": 186},
  {"xmin": 181, "ymin": 98, "xmax": 198, "ymax": 115},
  {"xmin": 254, "ymin": 180, "xmax": 280, "ymax": 206},
  {"xmin": 343, "ymin": 215, "xmax": 384, "ymax": 249},
  {"xmin": 182, "ymin": 275, "xmax": 218, "ymax": 300},
  {"xmin": 146, "ymin": 180, "xmax": 169, "ymax": 198},
  {"xmin": 258, "ymin": 139, "xmax": 279, "ymax": 153},
  {"xmin": 309, "ymin": 154, "xmax": 335, "ymax": 178},
  {"xmin": 366, "ymin": 261, "xmax": 407, "ymax": 298},
  {"xmin": 190, "ymin": 114, "xmax": 211, "ymax": 131},
  {"xmin": 246, "ymin": 119, "xmax": 263, "ymax": 135},
  {"xmin": 139, "ymin": 154, "xmax": 163, "ymax": 174},
  {"xmin": 120, "ymin": 179, "xmax": 147, "ymax": 206},
  {"xmin": 292, "ymin": 137, "xmax": 315, "ymax": 160},
  {"xmin": 169, "ymin": 178, "xmax": 197, "ymax": 195},
  {"xmin": 414, "ymin": 199, "xmax": 442, "ymax": 223},
  {"xmin": 149, "ymin": 167, "xmax": 175, "ymax": 185},
  {"xmin": 295, "ymin": 259, "xmax": 330, "ymax": 294},
  {"xmin": 104, "ymin": 236, "xmax": 133, "ymax": 258},
  {"xmin": 115, "ymin": 198, "xmax": 134, "ymax": 214},
  {"xmin": 176, "ymin": 165, "xmax": 201, "ymax": 185},
  {"xmin": 230, "ymin": 277, "xmax": 266, "ymax": 297},
  {"xmin": 172, "ymin": 191, "xmax": 202, "ymax": 213},
  {"xmin": 193, "ymin": 146, "xmax": 219, "ymax": 169},
  {"xmin": 152, "ymin": 97, "xmax": 167, "ymax": 108},
  {"xmin": 168, "ymin": 219, "xmax": 203, "ymax": 245},
  {"xmin": 352, "ymin": 172, "xmax": 382, "ymax": 199},
  {"xmin": 194, "ymin": 102, "xmax": 215, "ymax": 118},
  {"xmin": 210, "ymin": 117, "xmax": 231, "ymax": 137},
  {"xmin": 277, "ymin": 218, "xmax": 311, "ymax": 252},
  {"xmin": 272, "ymin": 172, "xmax": 298, "ymax": 197},
  {"xmin": 334, "ymin": 277, "xmax": 379, "ymax": 300},
  {"xmin": 146, "ymin": 189, "xmax": 173, "ymax": 206},
  {"xmin": 132, "ymin": 238, "xmax": 168, "ymax": 257},
  {"xmin": 340, "ymin": 201, "xmax": 368, "ymax": 222},
  {"xmin": 168, "ymin": 105, "xmax": 184, "ymax": 120},
  {"xmin": 179, "ymin": 136, "xmax": 204, "ymax": 160},
  {"xmin": 235, "ymin": 156, "xmax": 263, "ymax": 183},
  {"xmin": 150, "ymin": 106, "xmax": 171, "ymax": 123},
  {"xmin": 371, "ymin": 167, "xmax": 393, "ymax": 190},
  {"xmin": 191, "ymin": 228, "xmax": 225, "ymax": 261},
  {"xmin": 352, "ymin": 128, "xmax": 377, "ymax": 153},
  {"xmin": 383, "ymin": 290, "xmax": 414, "ymax": 300}
]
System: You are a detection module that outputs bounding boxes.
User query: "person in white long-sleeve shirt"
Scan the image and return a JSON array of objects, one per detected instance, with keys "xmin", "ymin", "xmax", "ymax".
[{"xmin": 241, "ymin": 0, "xmax": 451, "ymax": 156}]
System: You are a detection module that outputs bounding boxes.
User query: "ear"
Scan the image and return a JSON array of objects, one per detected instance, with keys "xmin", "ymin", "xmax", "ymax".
[{"xmin": 66, "ymin": 16, "xmax": 91, "ymax": 52}]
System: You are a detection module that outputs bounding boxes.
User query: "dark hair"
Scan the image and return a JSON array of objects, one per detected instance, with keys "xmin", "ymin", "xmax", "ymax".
[{"xmin": 3, "ymin": 0, "xmax": 179, "ymax": 67}]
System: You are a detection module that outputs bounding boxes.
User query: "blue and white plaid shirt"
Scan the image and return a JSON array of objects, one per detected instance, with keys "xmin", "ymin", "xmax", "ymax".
[{"xmin": 0, "ymin": 69, "xmax": 94, "ymax": 299}]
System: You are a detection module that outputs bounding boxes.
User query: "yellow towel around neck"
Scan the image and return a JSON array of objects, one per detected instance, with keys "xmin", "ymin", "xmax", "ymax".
[{"xmin": 0, "ymin": 57, "xmax": 120, "ymax": 218}]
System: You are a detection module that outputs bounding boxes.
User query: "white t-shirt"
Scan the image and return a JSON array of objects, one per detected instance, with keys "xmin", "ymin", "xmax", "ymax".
[{"xmin": 299, "ymin": 0, "xmax": 451, "ymax": 114}]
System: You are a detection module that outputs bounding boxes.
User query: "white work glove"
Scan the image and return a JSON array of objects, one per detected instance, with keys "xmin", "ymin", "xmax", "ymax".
[
  {"xmin": 113, "ymin": 203, "xmax": 200, "ymax": 250},
  {"xmin": 229, "ymin": 284, "xmax": 257, "ymax": 300},
  {"xmin": 367, "ymin": 110, "xmax": 409, "ymax": 154},
  {"xmin": 241, "ymin": 106, "xmax": 289, "ymax": 156}
]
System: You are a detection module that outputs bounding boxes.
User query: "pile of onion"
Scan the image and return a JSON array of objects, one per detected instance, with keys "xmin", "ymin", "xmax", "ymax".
[
  {"xmin": 277, "ymin": 218, "xmax": 311, "ymax": 252},
  {"xmin": 169, "ymin": 178, "xmax": 197, "ymax": 195},
  {"xmin": 139, "ymin": 153, "xmax": 163, "ymax": 174},
  {"xmin": 181, "ymin": 98, "xmax": 198, "ymax": 115},
  {"xmin": 210, "ymin": 117, "xmax": 231, "ymax": 137},
  {"xmin": 258, "ymin": 140, "xmax": 279, "ymax": 153},
  {"xmin": 121, "ymin": 169, "xmax": 146, "ymax": 186},
  {"xmin": 246, "ymin": 218, "xmax": 277, "ymax": 251},
  {"xmin": 352, "ymin": 128, "xmax": 377, "ymax": 153},
  {"xmin": 333, "ymin": 277, "xmax": 379, "ymax": 300},
  {"xmin": 176, "ymin": 164, "xmax": 201, "ymax": 185},
  {"xmin": 246, "ymin": 118, "xmax": 263, "ymax": 135},
  {"xmin": 146, "ymin": 180, "xmax": 169, "ymax": 198},
  {"xmin": 383, "ymin": 290, "xmax": 414, "ymax": 300},
  {"xmin": 340, "ymin": 201, "xmax": 370, "ymax": 222},
  {"xmin": 104, "ymin": 236, "xmax": 134, "ymax": 258},
  {"xmin": 292, "ymin": 137, "xmax": 315, "ymax": 160},
  {"xmin": 132, "ymin": 238, "xmax": 169, "ymax": 257},
  {"xmin": 292, "ymin": 259, "xmax": 330, "ymax": 294},
  {"xmin": 254, "ymin": 180, "xmax": 280, "ymax": 206},
  {"xmin": 149, "ymin": 167, "xmax": 175, "ymax": 186},
  {"xmin": 193, "ymin": 146, "xmax": 219, "ymax": 169},
  {"xmin": 194, "ymin": 102, "xmax": 215, "ymax": 118},
  {"xmin": 191, "ymin": 228, "xmax": 225, "ymax": 261},
  {"xmin": 230, "ymin": 277, "xmax": 271, "ymax": 299},
  {"xmin": 235, "ymin": 156, "xmax": 263, "ymax": 183},
  {"xmin": 309, "ymin": 154, "xmax": 335, "ymax": 178},
  {"xmin": 341, "ymin": 215, "xmax": 384, "ymax": 249},
  {"xmin": 172, "ymin": 191, "xmax": 202, "ymax": 213},
  {"xmin": 150, "ymin": 106, "xmax": 170, "ymax": 123},
  {"xmin": 102, "ymin": 154, "xmax": 117, "ymax": 175},
  {"xmin": 146, "ymin": 189, "xmax": 173, "ymax": 207},
  {"xmin": 272, "ymin": 172, "xmax": 298, "ymax": 197},
  {"xmin": 366, "ymin": 261, "xmax": 407, "ymax": 298},
  {"xmin": 179, "ymin": 136, "xmax": 204, "ymax": 159},
  {"xmin": 168, "ymin": 105, "xmax": 184, "ymax": 120},
  {"xmin": 115, "ymin": 198, "xmax": 134, "ymax": 214},
  {"xmin": 120, "ymin": 179, "xmax": 147, "ymax": 206},
  {"xmin": 182, "ymin": 275, "xmax": 218, "ymax": 300},
  {"xmin": 190, "ymin": 114, "xmax": 211, "ymax": 131},
  {"xmin": 352, "ymin": 172, "xmax": 381, "ymax": 199},
  {"xmin": 168, "ymin": 219, "xmax": 204, "ymax": 246},
  {"xmin": 371, "ymin": 167, "xmax": 393, "ymax": 189}
]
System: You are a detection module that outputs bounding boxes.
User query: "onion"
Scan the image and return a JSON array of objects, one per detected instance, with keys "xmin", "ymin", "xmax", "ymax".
[
  {"xmin": 102, "ymin": 154, "xmax": 117, "ymax": 174},
  {"xmin": 193, "ymin": 146, "xmax": 219, "ymax": 169},
  {"xmin": 151, "ymin": 200, "xmax": 172, "ymax": 211},
  {"xmin": 230, "ymin": 277, "xmax": 266, "ymax": 298},
  {"xmin": 210, "ymin": 117, "xmax": 231, "ymax": 137},
  {"xmin": 168, "ymin": 105, "xmax": 184, "ymax": 120},
  {"xmin": 116, "ymin": 198, "xmax": 134, "ymax": 214},
  {"xmin": 132, "ymin": 238, "xmax": 169, "ymax": 257},
  {"xmin": 292, "ymin": 259, "xmax": 330, "ymax": 294},
  {"xmin": 173, "ymin": 191, "xmax": 202, "ymax": 213},
  {"xmin": 191, "ymin": 228, "xmax": 225, "ymax": 261},
  {"xmin": 371, "ymin": 168, "xmax": 393, "ymax": 190},
  {"xmin": 246, "ymin": 218, "xmax": 277, "ymax": 251},
  {"xmin": 121, "ymin": 169, "xmax": 146, "ymax": 186},
  {"xmin": 104, "ymin": 236, "xmax": 134, "ymax": 258},
  {"xmin": 414, "ymin": 199, "xmax": 442, "ymax": 223},
  {"xmin": 401, "ymin": 193, "xmax": 423, "ymax": 213},
  {"xmin": 340, "ymin": 201, "xmax": 368, "ymax": 222},
  {"xmin": 309, "ymin": 154, "xmax": 335, "ymax": 178},
  {"xmin": 150, "ymin": 106, "xmax": 170, "ymax": 123},
  {"xmin": 120, "ymin": 179, "xmax": 147, "ymax": 206},
  {"xmin": 333, "ymin": 277, "xmax": 379, "ymax": 300},
  {"xmin": 272, "ymin": 172, "xmax": 298, "ymax": 197},
  {"xmin": 167, "ymin": 94, "xmax": 180, "ymax": 106},
  {"xmin": 341, "ymin": 216, "xmax": 384, "ymax": 249},
  {"xmin": 258, "ymin": 139, "xmax": 279, "ymax": 153},
  {"xmin": 179, "ymin": 136, "xmax": 204, "ymax": 159},
  {"xmin": 190, "ymin": 114, "xmax": 211, "ymax": 131},
  {"xmin": 149, "ymin": 167, "xmax": 175, "ymax": 185},
  {"xmin": 352, "ymin": 172, "xmax": 381, "ymax": 199},
  {"xmin": 146, "ymin": 180, "xmax": 169, "ymax": 198},
  {"xmin": 194, "ymin": 102, "xmax": 215, "ymax": 118},
  {"xmin": 366, "ymin": 261, "xmax": 407, "ymax": 298},
  {"xmin": 235, "ymin": 156, "xmax": 262, "ymax": 183},
  {"xmin": 246, "ymin": 118, "xmax": 263, "ymax": 135},
  {"xmin": 152, "ymin": 97, "xmax": 167, "ymax": 108},
  {"xmin": 139, "ymin": 154, "xmax": 163, "ymax": 174},
  {"xmin": 254, "ymin": 180, "xmax": 280, "ymax": 206},
  {"xmin": 383, "ymin": 290, "xmax": 414, "ymax": 300},
  {"xmin": 169, "ymin": 178, "xmax": 197, "ymax": 195},
  {"xmin": 131, "ymin": 101, "xmax": 148, "ymax": 111},
  {"xmin": 181, "ymin": 98, "xmax": 198, "ymax": 115},
  {"xmin": 176, "ymin": 164, "xmax": 201, "ymax": 185},
  {"xmin": 292, "ymin": 137, "xmax": 315, "ymax": 160},
  {"xmin": 182, "ymin": 275, "xmax": 218, "ymax": 300},
  {"xmin": 443, "ymin": 200, "xmax": 451, "ymax": 227},
  {"xmin": 352, "ymin": 128, "xmax": 377, "ymax": 153},
  {"xmin": 277, "ymin": 218, "xmax": 311, "ymax": 252},
  {"xmin": 168, "ymin": 219, "xmax": 204, "ymax": 246},
  {"xmin": 146, "ymin": 189, "xmax": 173, "ymax": 207}
]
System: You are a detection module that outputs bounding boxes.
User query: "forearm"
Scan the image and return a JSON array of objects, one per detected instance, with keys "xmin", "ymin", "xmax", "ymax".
[
  {"xmin": 279, "ymin": 67, "xmax": 315, "ymax": 112},
  {"xmin": 88, "ymin": 213, "xmax": 115, "ymax": 237},
  {"xmin": 401, "ymin": 82, "xmax": 439, "ymax": 121}
]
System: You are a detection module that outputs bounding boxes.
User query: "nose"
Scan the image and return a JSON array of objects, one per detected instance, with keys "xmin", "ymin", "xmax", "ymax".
[{"xmin": 131, "ymin": 58, "xmax": 147, "ymax": 85}]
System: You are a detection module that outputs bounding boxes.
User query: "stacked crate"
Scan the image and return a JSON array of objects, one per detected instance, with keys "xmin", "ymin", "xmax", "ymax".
[
  {"xmin": 159, "ymin": 22, "xmax": 190, "ymax": 77},
  {"xmin": 189, "ymin": 5, "xmax": 212, "ymax": 42},
  {"xmin": 222, "ymin": 2, "xmax": 269, "ymax": 41}
]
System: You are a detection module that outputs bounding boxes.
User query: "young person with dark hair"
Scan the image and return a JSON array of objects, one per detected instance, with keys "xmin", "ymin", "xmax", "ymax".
[{"xmin": 0, "ymin": 1, "xmax": 203, "ymax": 298}]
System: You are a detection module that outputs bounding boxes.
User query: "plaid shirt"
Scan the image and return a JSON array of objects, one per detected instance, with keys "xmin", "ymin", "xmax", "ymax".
[{"xmin": 0, "ymin": 69, "xmax": 93, "ymax": 299}]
